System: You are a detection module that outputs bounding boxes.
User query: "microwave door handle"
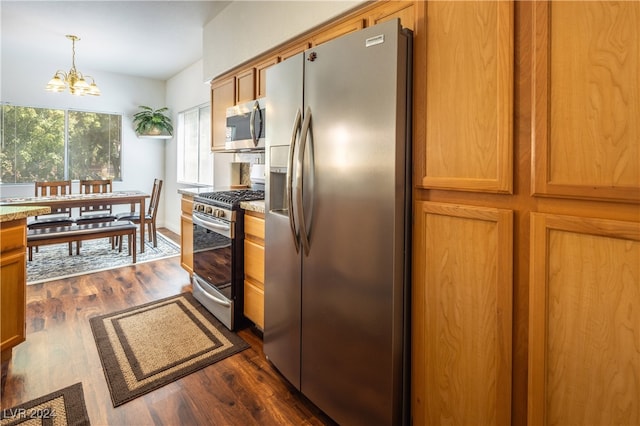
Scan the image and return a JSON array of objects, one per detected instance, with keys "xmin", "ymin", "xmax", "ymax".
[
  {"xmin": 297, "ymin": 106, "xmax": 312, "ymax": 256},
  {"xmin": 255, "ymin": 102, "xmax": 264, "ymax": 145},
  {"xmin": 288, "ymin": 108, "xmax": 302, "ymax": 253},
  {"xmin": 250, "ymin": 100, "xmax": 259, "ymax": 146}
]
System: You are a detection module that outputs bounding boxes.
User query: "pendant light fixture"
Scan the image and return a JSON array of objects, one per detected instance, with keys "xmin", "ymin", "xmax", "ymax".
[{"xmin": 46, "ymin": 34, "xmax": 101, "ymax": 96}]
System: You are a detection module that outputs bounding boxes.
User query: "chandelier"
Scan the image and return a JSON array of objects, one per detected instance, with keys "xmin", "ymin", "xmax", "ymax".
[{"xmin": 46, "ymin": 35, "xmax": 101, "ymax": 96}]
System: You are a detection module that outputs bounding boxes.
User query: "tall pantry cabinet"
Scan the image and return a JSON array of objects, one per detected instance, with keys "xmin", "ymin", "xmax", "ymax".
[{"xmin": 411, "ymin": 1, "xmax": 639, "ymax": 425}]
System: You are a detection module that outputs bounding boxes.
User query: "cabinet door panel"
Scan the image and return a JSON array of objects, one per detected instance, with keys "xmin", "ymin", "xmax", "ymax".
[
  {"xmin": 244, "ymin": 280, "xmax": 264, "ymax": 329},
  {"xmin": 211, "ymin": 77, "xmax": 235, "ymax": 151},
  {"xmin": 278, "ymin": 42, "xmax": 311, "ymax": 61},
  {"xmin": 1, "ymin": 250, "xmax": 26, "ymax": 352},
  {"xmin": 256, "ymin": 57, "xmax": 278, "ymax": 99},
  {"xmin": 236, "ymin": 68, "xmax": 256, "ymax": 104},
  {"xmin": 413, "ymin": 201, "xmax": 513, "ymax": 425},
  {"xmin": 244, "ymin": 239, "xmax": 264, "ymax": 284},
  {"xmin": 532, "ymin": 2, "xmax": 640, "ymax": 202},
  {"xmin": 180, "ymin": 214, "xmax": 193, "ymax": 274},
  {"xmin": 529, "ymin": 213, "xmax": 640, "ymax": 425},
  {"xmin": 368, "ymin": 1, "xmax": 415, "ymax": 31},
  {"xmin": 245, "ymin": 214, "xmax": 265, "ymax": 240},
  {"xmin": 312, "ymin": 18, "xmax": 365, "ymax": 46},
  {"xmin": 421, "ymin": 1, "xmax": 513, "ymax": 193}
]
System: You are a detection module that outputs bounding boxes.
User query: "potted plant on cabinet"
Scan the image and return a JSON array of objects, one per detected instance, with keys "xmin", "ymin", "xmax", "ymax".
[{"xmin": 133, "ymin": 106, "xmax": 173, "ymax": 137}]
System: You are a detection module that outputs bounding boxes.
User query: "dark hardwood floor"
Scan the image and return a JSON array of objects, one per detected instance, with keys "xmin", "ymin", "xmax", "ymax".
[{"xmin": 1, "ymin": 229, "xmax": 335, "ymax": 426}]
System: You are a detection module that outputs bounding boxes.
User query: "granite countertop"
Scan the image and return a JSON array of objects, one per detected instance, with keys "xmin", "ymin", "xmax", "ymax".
[
  {"xmin": 240, "ymin": 200, "xmax": 265, "ymax": 214},
  {"xmin": 177, "ymin": 186, "xmax": 215, "ymax": 197},
  {"xmin": 0, "ymin": 205, "xmax": 51, "ymax": 223}
]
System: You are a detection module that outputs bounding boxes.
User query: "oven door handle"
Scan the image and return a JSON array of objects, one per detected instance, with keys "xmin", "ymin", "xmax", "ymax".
[
  {"xmin": 192, "ymin": 275, "xmax": 231, "ymax": 307},
  {"xmin": 192, "ymin": 213, "xmax": 231, "ymax": 235}
]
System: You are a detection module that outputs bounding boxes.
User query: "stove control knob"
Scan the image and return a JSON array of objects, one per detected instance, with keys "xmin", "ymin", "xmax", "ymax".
[
  {"xmin": 213, "ymin": 209, "xmax": 225, "ymax": 218},
  {"xmin": 205, "ymin": 206, "xmax": 213, "ymax": 215},
  {"xmin": 196, "ymin": 204, "xmax": 204, "ymax": 212}
]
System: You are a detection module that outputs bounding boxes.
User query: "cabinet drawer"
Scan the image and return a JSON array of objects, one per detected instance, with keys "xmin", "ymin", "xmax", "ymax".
[
  {"xmin": 181, "ymin": 196, "xmax": 193, "ymax": 214},
  {"xmin": 244, "ymin": 279, "xmax": 264, "ymax": 329},
  {"xmin": 244, "ymin": 214, "xmax": 265, "ymax": 240},
  {"xmin": 244, "ymin": 239, "xmax": 264, "ymax": 283},
  {"xmin": 1, "ymin": 222, "xmax": 26, "ymax": 253}
]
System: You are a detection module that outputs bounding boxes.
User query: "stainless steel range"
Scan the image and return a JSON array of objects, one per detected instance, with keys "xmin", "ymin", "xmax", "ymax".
[{"xmin": 191, "ymin": 189, "xmax": 264, "ymax": 330}]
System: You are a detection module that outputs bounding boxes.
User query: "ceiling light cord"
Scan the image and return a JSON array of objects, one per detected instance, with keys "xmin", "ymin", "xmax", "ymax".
[{"xmin": 46, "ymin": 34, "xmax": 101, "ymax": 96}]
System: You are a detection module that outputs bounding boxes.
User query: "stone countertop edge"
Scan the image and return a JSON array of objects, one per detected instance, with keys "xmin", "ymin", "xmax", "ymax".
[
  {"xmin": 177, "ymin": 186, "xmax": 215, "ymax": 196},
  {"xmin": 241, "ymin": 200, "xmax": 265, "ymax": 214},
  {"xmin": 0, "ymin": 206, "xmax": 51, "ymax": 223}
]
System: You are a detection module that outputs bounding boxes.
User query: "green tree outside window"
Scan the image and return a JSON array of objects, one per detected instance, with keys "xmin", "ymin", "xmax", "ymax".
[{"xmin": 1, "ymin": 105, "xmax": 122, "ymax": 183}]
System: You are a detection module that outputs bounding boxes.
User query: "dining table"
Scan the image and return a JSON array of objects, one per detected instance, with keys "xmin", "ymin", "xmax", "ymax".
[{"xmin": 0, "ymin": 190, "xmax": 151, "ymax": 253}]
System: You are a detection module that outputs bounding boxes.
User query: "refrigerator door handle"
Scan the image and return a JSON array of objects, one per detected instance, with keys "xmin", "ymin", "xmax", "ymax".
[
  {"xmin": 297, "ymin": 106, "xmax": 312, "ymax": 256},
  {"xmin": 288, "ymin": 108, "xmax": 302, "ymax": 253}
]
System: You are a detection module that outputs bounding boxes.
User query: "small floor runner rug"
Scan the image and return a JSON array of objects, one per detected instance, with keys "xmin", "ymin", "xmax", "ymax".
[
  {"xmin": 89, "ymin": 292, "xmax": 249, "ymax": 407},
  {"xmin": 27, "ymin": 232, "xmax": 180, "ymax": 284},
  {"xmin": 0, "ymin": 383, "xmax": 90, "ymax": 426}
]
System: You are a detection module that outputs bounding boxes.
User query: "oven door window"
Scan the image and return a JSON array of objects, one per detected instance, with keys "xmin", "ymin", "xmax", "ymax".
[{"xmin": 193, "ymin": 220, "xmax": 232, "ymax": 298}]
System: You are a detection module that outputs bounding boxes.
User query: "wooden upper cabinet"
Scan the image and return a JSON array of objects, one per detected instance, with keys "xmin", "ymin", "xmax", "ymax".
[
  {"xmin": 211, "ymin": 76, "xmax": 235, "ymax": 151},
  {"xmin": 255, "ymin": 57, "xmax": 278, "ymax": 99},
  {"xmin": 420, "ymin": 1, "xmax": 514, "ymax": 194},
  {"xmin": 367, "ymin": 1, "xmax": 415, "ymax": 31},
  {"xmin": 528, "ymin": 213, "xmax": 640, "ymax": 426},
  {"xmin": 235, "ymin": 68, "xmax": 256, "ymax": 104},
  {"xmin": 278, "ymin": 41, "xmax": 311, "ymax": 62},
  {"xmin": 311, "ymin": 18, "xmax": 365, "ymax": 46},
  {"xmin": 532, "ymin": 1, "xmax": 640, "ymax": 202}
]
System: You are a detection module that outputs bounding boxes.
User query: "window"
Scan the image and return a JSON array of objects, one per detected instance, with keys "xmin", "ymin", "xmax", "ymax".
[
  {"xmin": 177, "ymin": 104, "xmax": 212, "ymax": 185},
  {"xmin": 0, "ymin": 105, "xmax": 122, "ymax": 183}
]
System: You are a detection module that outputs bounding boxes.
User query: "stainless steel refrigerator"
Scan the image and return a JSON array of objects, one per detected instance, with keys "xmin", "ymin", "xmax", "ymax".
[{"xmin": 264, "ymin": 19, "xmax": 411, "ymax": 426}]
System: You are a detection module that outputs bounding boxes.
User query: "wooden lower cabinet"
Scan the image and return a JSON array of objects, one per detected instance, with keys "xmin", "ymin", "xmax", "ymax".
[
  {"xmin": 1, "ymin": 218, "xmax": 27, "ymax": 362},
  {"xmin": 243, "ymin": 211, "xmax": 265, "ymax": 329},
  {"xmin": 528, "ymin": 213, "xmax": 640, "ymax": 425},
  {"xmin": 412, "ymin": 201, "xmax": 513, "ymax": 425},
  {"xmin": 180, "ymin": 195, "xmax": 193, "ymax": 274}
]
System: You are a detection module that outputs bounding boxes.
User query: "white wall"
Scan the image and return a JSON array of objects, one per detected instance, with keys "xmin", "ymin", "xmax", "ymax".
[
  {"xmin": 164, "ymin": 59, "xmax": 212, "ymax": 234},
  {"xmin": 203, "ymin": 0, "xmax": 365, "ymax": 81}
]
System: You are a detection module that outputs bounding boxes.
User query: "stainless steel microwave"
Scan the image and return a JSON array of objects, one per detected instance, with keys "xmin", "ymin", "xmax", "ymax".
[{"xmin": 225, "ymin": 98, "xmax": 266, "ymax": 151}]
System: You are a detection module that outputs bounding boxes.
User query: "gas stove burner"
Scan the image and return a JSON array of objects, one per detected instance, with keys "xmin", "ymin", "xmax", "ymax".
[{"xmin": 195, "ymin": 189, "xmax": 264, "ymax": 208}]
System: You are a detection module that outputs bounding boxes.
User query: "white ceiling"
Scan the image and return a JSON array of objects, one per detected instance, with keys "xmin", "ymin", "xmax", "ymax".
[{"xmin": 1, "ymin": 1, "xmax": 231, "ymax": 81}]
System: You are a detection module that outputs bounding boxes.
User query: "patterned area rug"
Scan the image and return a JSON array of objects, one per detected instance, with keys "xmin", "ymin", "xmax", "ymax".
[
  {"xmin": 0, "ymin": 383, "xmax": 90, "ymax": 426},
  {"xmin": 27, "ymin": 232, "xmax": 180, "ymax": 284},
  {"xmin": 89, "ymin": 292, "xmax": 249, "ymax": 407}
]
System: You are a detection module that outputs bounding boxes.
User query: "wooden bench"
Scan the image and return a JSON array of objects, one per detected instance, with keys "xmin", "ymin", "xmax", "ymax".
[{"xmin": 27, "ymin": 221, "xmax": 137, "ymax": 263}]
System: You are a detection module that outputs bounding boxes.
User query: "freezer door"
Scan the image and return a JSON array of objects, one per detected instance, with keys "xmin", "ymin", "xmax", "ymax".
[
  {"xmin": 300, "ymin": 19, "xmax": 409, "ymax": 425},
  {"xmin": 264, "ymin": 53, "xmax": 304, "ymax": 390}
]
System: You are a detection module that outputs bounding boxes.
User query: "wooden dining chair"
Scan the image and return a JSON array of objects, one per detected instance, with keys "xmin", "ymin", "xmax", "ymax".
[
  {"xmin": 30, "ymin": 180, "xmax": 74, "ymax": 224},
  {"xmin": 75, "ymin": 179, "xmax": 117, "ymax": 224},
  {"xmin": 116, "ymin": 178, "xmax": 163, "ymax": 247},
  {"xmin": 74, "ymin": 179, "xmax": 118, "ymax": 252},
  {"xmin": 28, "ymin": 180, "xmax": 74, "ymax": 258}
]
